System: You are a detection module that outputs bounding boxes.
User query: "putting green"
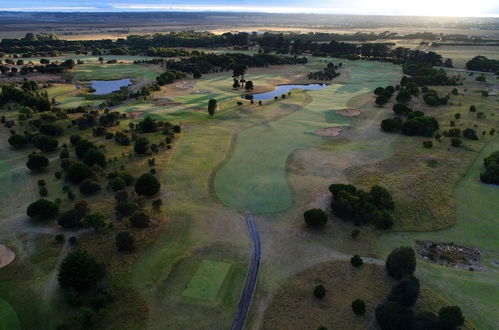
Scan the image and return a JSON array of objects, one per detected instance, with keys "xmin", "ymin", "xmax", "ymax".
[
  {"xmin": 182, "ymin": 260, "xmax": 232, "ymax": 301},
  {"xmin": 0, "ymin": 298, "xmax": 20, "ymax": 330},
  {"xmin": 214, "ymin": 60, "xmax": 401, "ymax": 213},
  {"xmin": 378, "ymin": 136, "xmax": 499, "ymax": 329}
]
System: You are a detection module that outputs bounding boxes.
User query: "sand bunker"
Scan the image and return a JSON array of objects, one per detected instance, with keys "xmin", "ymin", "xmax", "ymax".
[
  {"xmin": 314, "ymin": 127, "xmax": 343, "ymax": 137},
  {"xmin": 0, "ymin": 245, "xmax": 15, "ymax": 269},
  {"xmin": 128, "ymin": 111, "xmax": 143, "ymax": 118},
  {"xmin": 152, "ymin": 98, "xmax": 182, "ymax": 106},
  {"xmin": 336, "ymin": 109, "xmax": 361, "ymax": 117},
  {"xmin": 192, "ymin": 90, "xmax": 212, "ymax": 94},
  {"xmin": 176, "ymin": 81, "xmax": 195, "ymax": 89}
]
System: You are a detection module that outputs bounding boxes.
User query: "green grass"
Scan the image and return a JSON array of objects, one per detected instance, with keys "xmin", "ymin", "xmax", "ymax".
[
  {"xmin": 0, "ymin": 298, "xmax": 20, "ymax": 330},
  {"xmin": 75, "ymin": 62, "xmax": 163, "ymax": 81},
  {"xmin": 214, "ymin": 60, "xmax": 401, "ymax": 213},
  {"xmin": 377, "ymin": 136, "xmax": 499, "ymax": 329},
  {"xmin": 183, "ymin": 260, "xmax": 232, "ymax": 301}
]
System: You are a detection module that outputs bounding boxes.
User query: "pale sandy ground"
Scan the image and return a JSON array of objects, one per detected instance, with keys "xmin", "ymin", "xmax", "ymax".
[
  {"xmin": 0, "ymin": 244, "xmax": 15, "ymax": 269},
  {"xmin": 336, "ymin": 109, "xmax": 361, "ymax": 117},
  {"xmin": 313, "ymin": 126, "xmax": 343, "ymax": 137}
]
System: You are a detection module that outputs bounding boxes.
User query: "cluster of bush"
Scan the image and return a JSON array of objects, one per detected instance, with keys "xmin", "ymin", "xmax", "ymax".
[
  {"xmin": 373, "ymin": 85, "xmax": 396, "ymax": 106},
  {"xmin": 466, "ymin": 55, "xmax": 499, "ymax": 73},
  {"xmin": 381, "ymin": 110, "xmax": 439, "ymax": 137},
  {"xmin": 307, "ymin": 62, "xmax": 340, "ymax": 80},
  {"xmin": 376, "ymin": 247, "xmax": 465, "ymax": 330},
  {"xmin": 329, "ymin": 183, "xmax": 395, "ymax": 229},
  {"xmin": 480, "ymin": 151, "xmax": 499, "ymax": 185},
  {"xmin": 156, "ymin": 69, "xmax": 187, "ymax": 85},
  {"xmin": 401, "ymin": 63, "xmax": 457, "ymax": 86}
]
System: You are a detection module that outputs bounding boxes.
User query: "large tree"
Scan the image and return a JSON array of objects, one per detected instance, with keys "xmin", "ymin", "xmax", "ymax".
[
  {"xmin": 134, "ymin": 173, "xmax": 160, "ymax": 196},
  {"xmin": 26, "ymin": 154, "xmax": 49, "ymax": 171},
  {"xmin": 386, "ymin": 247, "xmax": 416, "ymax": 279},
  {"xmin": 208, "ymin": 98, "xmax": 217, "ymax": 118},
  {"xmin": 57, "ymin": 249, "xmax": 104, "ymax": 293},
  {"xmin": 27, "ymin": 199, "xmax": 59, "ymax": 219}
]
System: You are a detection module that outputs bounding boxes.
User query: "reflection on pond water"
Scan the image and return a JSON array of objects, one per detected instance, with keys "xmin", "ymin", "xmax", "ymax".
[
  {"xmin": 242, "ymin": 83, "xmax": 329, "ymax": 101},
  {"xmin": 90, "ymin": 78, "xmax": 132, "ymax": 95}
]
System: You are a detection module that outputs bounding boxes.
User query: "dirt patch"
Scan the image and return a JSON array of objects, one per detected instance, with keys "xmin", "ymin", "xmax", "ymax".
[
  {"xmin": 152, "ymin": 98, "xmax": 182, "ymax": 106},
  {"xmin": 176, "ymin": 80, "xmax": 195, "ymax": 89},
  {"xmin": 128, "ymin": 111, "xmax": 143, "ymax": 119},
  {"xmin": 192, "ymin": 90, "xmax": 212, "ymax": 94},
  {"xmin": 314, "ymin": 127, "xmax": 343, "ymax": 137},
  {"xmin": 416, "ymin": 240, "xmax": 482, "ymax": 270},
  {"xmin": 336, "ymin": 109, "xmax": 361, "ymax": 117},
  {"xmin": 0, "ymin": 245, "xmax": 15, "ymax": 268}
]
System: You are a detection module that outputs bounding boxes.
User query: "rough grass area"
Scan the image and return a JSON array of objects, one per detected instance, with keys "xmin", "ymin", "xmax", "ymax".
[
  {"xmin": 377, "ymin": 136, "xmax": 499, "ymax": 330},
  {"xmin": 262, "ymin": 260, "xmax": 469, "ymax": 329},
  {"xmin": 0, "ymin": 298, "xmax": 20, "ymax": 330},
  {"xmin": 183, "ymin": 260, "xmax": 232, "ymax": 300},
  {"xmin": 75, "ymin": 63, "xmax": 163, "ymax": 81}
]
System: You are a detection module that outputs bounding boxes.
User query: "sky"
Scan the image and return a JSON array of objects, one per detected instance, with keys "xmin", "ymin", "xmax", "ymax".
[{"xmin": 3, "ymin": 0, "xmax": 499, "ymax": 17}]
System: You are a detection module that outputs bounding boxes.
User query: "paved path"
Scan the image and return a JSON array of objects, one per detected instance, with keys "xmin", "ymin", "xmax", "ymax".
[{"xmin": 231, "ymin": 213, "xmax": 261, "ymax": 330}]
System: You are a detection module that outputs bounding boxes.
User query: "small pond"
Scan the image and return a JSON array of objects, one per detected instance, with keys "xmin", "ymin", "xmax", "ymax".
[
  {"xmin": 90, "ymin": 78, "xmax": 132, "ymax": 95},
  {"xmin": 242, "ymin": 83, "xmax": 329, "ymax": 101}
]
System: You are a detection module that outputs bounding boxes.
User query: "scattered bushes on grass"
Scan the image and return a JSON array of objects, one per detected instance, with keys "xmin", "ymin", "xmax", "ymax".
[{"xmin": 450, "ymin": 138, "xmax": 462, "ymax": 147}]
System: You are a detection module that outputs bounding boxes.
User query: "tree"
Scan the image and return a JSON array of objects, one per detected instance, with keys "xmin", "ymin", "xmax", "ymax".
[
  {"xmin": 369, "ymin": 185, "xmax": 394, "ymax": 210},
  {"xmin": 392, "ymin": 103, "xmax": 412, "ymax": 116},
  {"xmin": 438, "ymin": 306, "xmax": 464, "ymax": 330},
  {"xmin": 374, "ymin": 87, "xmax": 385, "ymax": 95},
  {"xmin": 115, "ymin": 232, "xmax": 135, "ymax": 251},
  {"xmin": 450, "ymin": 138, "xmax": 462, "ymax": 147},
  {"xmin": 27, "ymin": 199, "xmax": 59, "ymax": 219},
  {"xmin": 115, "ymin": 201, "xmax": 138, "ymax": 217},
  {"xmin": 208, "ymin": 98, "xmax": 217, "ymax": 118},
  {"xmin": 423, "ymin": 140, "xmax": 433, "ymax": 148},
  {"xmin": 314, "ymin": 284, "xmax": 326, "ymax": 299},
  {"xmin": 387, "ymin": 275, "xmax": 420, "ymax": 306},
  {"xmin": 381, "ymin": 117, "xmax": 402, "ymax": 133},
  {"xmin": 413, "ymin": 312, "xmax": 440, "ymax": 330},
  {"xmin": 351, "ymin": 299, "xmax": 366, "ymax": 315},
  {"xmin": 138, "ymin": 116, "xmax": 157, "ymax": 133},
  {"xmin": 134, "ymin": 173, "xmax": 160, "ymax": 196},
  {"xmin": 350, "ymin": 254, "xmax": 363, "ymax": 267},
  {"xmin": 57, "ymin": 249, "xmax": 104, "ymax": 293},
  {"xmin": 396, "ymin": 89, "xmax": 411, "ymax": 103},
  {"xmin": 469, "ymin": 105, "xmax": 476, "ymax": 112},
  {"xmin": 67, "ymin": 162, "xmax": 93, "ymax": 184},
  {"xmin": 32, "ymin": 134, "xmax": 59, "ymax": 152},
  {"xmin": 134, "ymin": 137, "xmax": 149, "ymax": 154},
  {"xmin": 351, "ymin": 229, "xmax": 360, "ymax": 239},
  {"xmin": 79, "ymin": 179, "xmax": 101, "ymax": 195},
  {"xmin": 375, "ymin": 301, "xmax": 414, "ymax": 330},
  {"xmin": 480, "ymin": 151, "xmax": 499, "ymax": 184},
  {"xmin": 83, "ymin": 212, "xmax": 107, "ymax": 231},
  {"xmin": 129, "ymin": 212, "xmax": 150, "ymax": 228},
  {"xmin": 83, "ymin": 149, "xmax": 106, "ymax": 167},
  {"xmin": 462, "ymin": 128, "xmax": 478, "ymax": 140},
  {"xmin": 75, "ymin": 140, "xmax": 95, "ymax": 159},
  {"xmin": 303, "ymin": 208, "xmax": 328, "ymax": 226},
  {"xmin": 26, "ymin": 154, "xmax": 49, "ymax": 171},
  {"xmin": 232, "ymin": 78, "xmax": 240, "ymax": 89},
  {"xmin": 375, "ymin": 95, "xmax": 388, "ymax": 106},
  {"xmin": 58, "ymin": 209, "xmax": 83, "ymax": 228},
  {"xmin": 8, "ymin": 134, "xmax": 28, "ymax": 148},
  {"xmin": 386, "ymin": 247, "xmax": 416, "ymax": 279},
  {"xmin": 245, "ymin": 80, "xmax": 254, "ymax": 90}
]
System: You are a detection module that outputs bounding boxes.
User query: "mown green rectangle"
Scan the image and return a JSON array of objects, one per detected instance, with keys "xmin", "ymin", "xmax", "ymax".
[{"xmin": 182, "ymin": 260, "xmax": 231, "ymax": 301}]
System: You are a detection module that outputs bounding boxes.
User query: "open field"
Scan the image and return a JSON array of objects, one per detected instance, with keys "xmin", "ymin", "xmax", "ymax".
[{"xmin": 1, "ymin": 46, "xmax": 498, "ymax": 330}]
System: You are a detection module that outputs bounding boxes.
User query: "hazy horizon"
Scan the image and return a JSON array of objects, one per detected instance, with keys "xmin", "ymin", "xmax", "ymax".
[{"xmin": 3, "ymin": 0, "xmax": 499, "ymax": 17}]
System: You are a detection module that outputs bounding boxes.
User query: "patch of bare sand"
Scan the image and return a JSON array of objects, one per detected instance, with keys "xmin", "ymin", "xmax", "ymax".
[
  {"xmin": 336, "ymin": 109, "xmax": 361, "ymax": 117},
  {"xmin": 175, "ymin": 80, "xmax": 195, "ymax": 89},
  {"xmin": 0, "ymin": 244, "xmax": 15, "ymax": 268},
  {"xmin": 314, "ymin": 127, "xmax": 343, "ymax": 137},
  {"xmin": 151, "ymin": 98, "xmax": 182, "ymax": 106}
]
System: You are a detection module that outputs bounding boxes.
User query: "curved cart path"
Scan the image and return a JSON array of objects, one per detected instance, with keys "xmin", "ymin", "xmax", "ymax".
[{"xmin": 231, "ymin": 213, "xmax": 261, "ymax": 330}]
